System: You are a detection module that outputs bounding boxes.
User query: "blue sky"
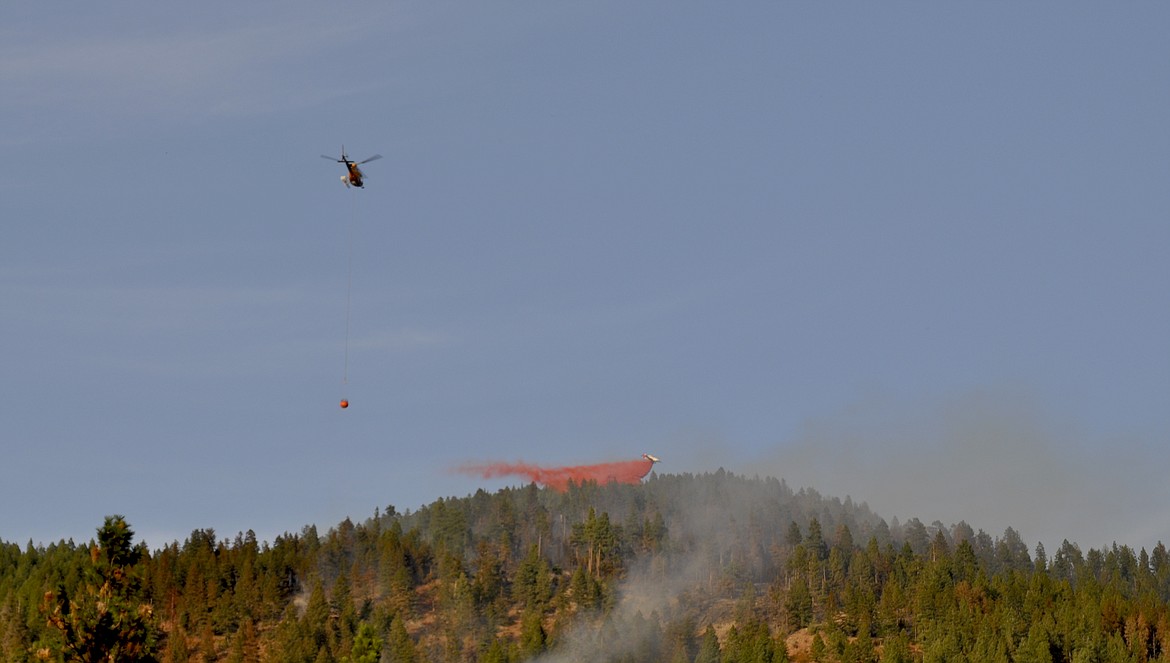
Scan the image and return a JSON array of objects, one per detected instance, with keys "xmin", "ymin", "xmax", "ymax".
[{"xmin": 2, "ymin": 2, "xmax": 1167, "ymax": 553}]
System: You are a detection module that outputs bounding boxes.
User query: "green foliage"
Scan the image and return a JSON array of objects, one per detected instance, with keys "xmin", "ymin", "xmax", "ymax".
[
  {"xmin": 695, "ymin": 625, "xmax": 722, "ymax": 663},
  {"xmin": 342, "ymin": 622, "xmax": 382, "ymax": 663},
  {"xmin": 783, "ymin": 576, "xmax": 814, "ymax": 631},
  {"xmin": 518, "ymin": 608, "xmax": 547, "ymax": 658},
  {"xmin": 42, "ymin": 515, "xmax": 158, "ymax": 662},
  {"xmin": 385, "ymin": 613, "xmax": 418, "ymax": 663},
  {"xmin": 1, "ymin": 474, "xmax": 1169, "ymax": 662},
  {"xmin": 878, "ymin": 631, "xmax": 913, "ymax": 663},
  {"xmin": 478, "ymin": 637, "xmax": 512, "ymax": 663},
  {"xmin": 723, "ymin": 619, "xmax": 783, "ymax": 663},
  {"xmin": 225, "ymin": 619, "xmax": 259, "ymax": 663},
  {"xmin": 513, "ymin": 545, "xmax": 554, "ymax": 613}
]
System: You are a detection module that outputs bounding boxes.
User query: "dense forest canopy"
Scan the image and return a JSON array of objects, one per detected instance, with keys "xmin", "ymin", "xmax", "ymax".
[{"xmin": 3, "ymin": 470, "xmax": 1169, "ymax": 662}]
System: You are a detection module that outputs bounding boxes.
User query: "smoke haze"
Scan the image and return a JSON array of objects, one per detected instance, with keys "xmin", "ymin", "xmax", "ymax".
[{"xmin": 748, "ymin": 388, "xmax": 1168, "ymax": 551}]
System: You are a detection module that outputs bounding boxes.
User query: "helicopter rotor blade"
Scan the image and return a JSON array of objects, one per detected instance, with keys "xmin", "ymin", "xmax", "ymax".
[
  {"xmin": 321, "ymin": 155, "xmax": 341, "ymax": 162},
  {"xmin": 359, "ymin": 154, "xmax": 383, "ymax": 164}
]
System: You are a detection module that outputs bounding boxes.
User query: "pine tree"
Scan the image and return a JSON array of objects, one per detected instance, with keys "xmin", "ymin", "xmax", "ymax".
[
  {"xmin": 225, "ymin": 620, "xmax": 259, "ymax": 663},
  {"xmin": 302, "ymin": 578, "xmax": 333, "ymax": 659},
  {"xmin": 1014, "ymin": 621, "xmax": 1054, "ymax": 663},
  {"xmin": 784, "ymin": 576, "xmax": 813, "ymax": 630},
  {"xmin": 342, "ymin": 622, "xmax": 383, "ymax": 663},
  {"xmin": 43, "ymin": 516, "xmax": 159, "ymax": 662},
  {"xmin": 479, "ymin": 637, "xmax": 511, "ymax": 663},
  {"xmin": 513, "ymin": 544, "xmax": 554, "ymax": 612},
  {"xmin": 1, "ymin": 594, "xmax": 33, "ymax": 663},
  {"xmin": 694, "ymin": 625, "xmax": 721, "ymax": 663},
  {"xmin": 877, "ymin": 632, "xmax": 912, "ymax": 663},
  {"xmin": 160, "ymin": 628, "xmax": 189, "ymax": 663},
  {"xmin": 196, "ymin": 621, "xmax": 215, "ymax": 663},
  {"xmin": 385, "ymin": 613, "xmax": 417, "ymax": 663},
  {"xmin": 841, "ymin": 632, "xmax": 876, "ymax": 663},
  {"xmin": 519, "ymin": 608, "xmax": 547, "ymax": 658},
  {"xmin": 806, "ymin": 519, "xmax": 828, "ymax": 562},
  {"xmin": 809, "ymin": 633, "xmax": 827, "ymax": 662},
  {"xmin": 786, "ymin": 522, "xmax": 803, "ymax": 548}
]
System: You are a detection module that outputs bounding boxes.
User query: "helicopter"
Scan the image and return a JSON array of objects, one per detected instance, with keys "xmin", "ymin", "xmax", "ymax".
[{"xmin": 321, "ymin": 146, "xmax": 382, "ymax": 188}]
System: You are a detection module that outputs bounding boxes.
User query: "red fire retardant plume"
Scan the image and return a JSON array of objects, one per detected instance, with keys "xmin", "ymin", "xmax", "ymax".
[{"xmin": 458, "ymin": 458, "xmax": 655, "ymax": 492}]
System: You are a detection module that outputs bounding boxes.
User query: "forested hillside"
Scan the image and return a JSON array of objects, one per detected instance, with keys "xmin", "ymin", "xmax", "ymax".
[{"xmin": 3, "ymin": 470, "xmax": 1169, "ymax": 662}]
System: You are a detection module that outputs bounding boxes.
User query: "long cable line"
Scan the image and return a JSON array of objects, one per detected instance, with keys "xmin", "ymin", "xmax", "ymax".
[{"xmin": 341, "ymin": 188, "xmax": 356, "ymax": 408}]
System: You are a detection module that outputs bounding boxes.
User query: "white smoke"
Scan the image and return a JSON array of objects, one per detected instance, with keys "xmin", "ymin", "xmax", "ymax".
[
  {"xmin": 750, "ymin": 387, "xmax": 1166, "ymax": 552},
  {"xmin": 532, "ymin": 553, "xmax": 714, "ymax": 663}
]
